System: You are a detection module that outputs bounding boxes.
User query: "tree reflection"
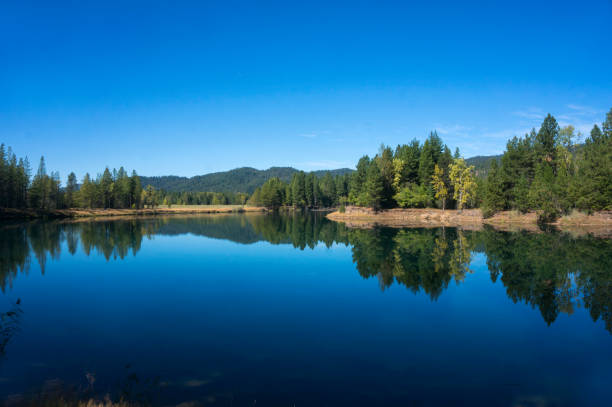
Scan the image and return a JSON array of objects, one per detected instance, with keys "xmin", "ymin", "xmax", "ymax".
[{"xmin": 1, "ymin": 214, "xmax": 611, "ymax": 332}]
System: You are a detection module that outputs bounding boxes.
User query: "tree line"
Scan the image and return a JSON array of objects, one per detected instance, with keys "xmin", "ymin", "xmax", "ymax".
[
  {"xmin": 0, "ymin": 149, "xmax": 253, "ymax": 210},
  {"xmin": 0, "ymin": 150, "xmax": 150, "ymax": 210},
  {"xmin": 247, "ymin": 171, "xmax": 350, "ymax": 209},
  {"xmin": 249, "ymin": 132, "xmax": 477, "ymax": 211},
  {"xmin": 482, "ymin": 109, "xmax": 612, "ymax": 220},
  {"xmin": 250, "ymin": 108, "xmax": 611, "ymax": 221}
]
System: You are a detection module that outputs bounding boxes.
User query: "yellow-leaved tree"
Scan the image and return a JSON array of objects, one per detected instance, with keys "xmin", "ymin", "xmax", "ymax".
[
  {"xmin": 449, "ymin": 158, "xmax": 477, "ymax": 211},
  {"xmin": 431, "ymin": 164, "xmax": 448, "ymax": 210}
]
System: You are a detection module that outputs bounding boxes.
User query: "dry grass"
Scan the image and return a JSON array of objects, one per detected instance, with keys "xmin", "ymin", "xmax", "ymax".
[
  {"xmin": 0, "ymin": 205, "xmax": 266, "ymax": 220},
  {"xmin": 327, "ymin": 206, "xmax": 612, "ymax": 237}
]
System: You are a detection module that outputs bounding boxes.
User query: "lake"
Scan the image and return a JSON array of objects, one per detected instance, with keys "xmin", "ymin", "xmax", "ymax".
[{"xmin": 1, "ymin": 213, "xmax": 611, "ymax": 406}]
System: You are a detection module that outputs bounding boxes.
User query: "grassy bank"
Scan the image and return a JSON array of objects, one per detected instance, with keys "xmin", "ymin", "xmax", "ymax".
[
  {"xmin": 327, "ymin": 206, "xmax": 612, "ymax": 236},
  {"xmin": 0, "ymin": 205, "xmax": 266, "ymax": 220}
]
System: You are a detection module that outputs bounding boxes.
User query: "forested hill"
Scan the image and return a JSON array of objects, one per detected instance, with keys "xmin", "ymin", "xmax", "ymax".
[
  {"xmin": 140, "ymin": 167, "xmax": 354, "ymax": 193},
  {"xmin": 141, "ymin": 155, "xmax": 504, "ymax": 193}
]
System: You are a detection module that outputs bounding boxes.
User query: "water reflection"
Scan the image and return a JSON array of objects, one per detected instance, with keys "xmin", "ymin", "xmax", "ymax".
[{"xmin": 1, "ymin": 213, "xmax": 611, "ymax": 333}]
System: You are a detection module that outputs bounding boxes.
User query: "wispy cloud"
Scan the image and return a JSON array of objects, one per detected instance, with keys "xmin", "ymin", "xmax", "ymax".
[
  {"xmin": 298, "ymin": 133, "xmax": 317, "ymax": 138},
  {"xmin": 566, "ymin": 104, "xmax": 600, "ymax": 116},
  {"xmin": 512, "ymin": 107, "xmax": 545, "ymax": 121},
  {"xmin": 558, "ymin": 104, "xmax": 603, "ymax": 135},
  {"xmin": 433, "ymin": 124, "xmax": 472, "ymax": 136}
]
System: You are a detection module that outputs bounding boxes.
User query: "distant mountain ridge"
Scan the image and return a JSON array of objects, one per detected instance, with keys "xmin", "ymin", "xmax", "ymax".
[
  {"xmin": 140, "ymin": 167, "xmax": 354, "ymax": 193},
  {"xmin": 141, "ymin": 154, "xmax": 505, "ymax": 193}
]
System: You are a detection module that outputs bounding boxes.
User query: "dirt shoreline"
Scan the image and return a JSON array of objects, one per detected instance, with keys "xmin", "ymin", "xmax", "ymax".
[
  {"xmin": 0, "ymin": 206, "xmax": 266, "ymax": 220},
  {"xmin": 326, "ymin": 206, "xmax": 612, "ymax": 237}
]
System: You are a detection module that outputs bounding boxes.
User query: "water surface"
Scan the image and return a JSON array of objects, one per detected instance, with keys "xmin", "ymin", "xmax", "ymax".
[{"xmin": 1, "ymin": 213, "xmax": 611, "ymax": 406}]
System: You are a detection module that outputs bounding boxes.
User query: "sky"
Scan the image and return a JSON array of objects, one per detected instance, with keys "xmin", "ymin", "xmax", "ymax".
[{"xmin": 1, "ymin": 1, "xmax": 611, "ymax": 179}]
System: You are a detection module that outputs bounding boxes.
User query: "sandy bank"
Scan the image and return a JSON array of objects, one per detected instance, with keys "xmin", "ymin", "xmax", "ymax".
[
  {"xmin": 327, "ymin": 206, "xmax": 612, "ymax": 237},
  {"xmin": 0, "ymin": 205, "xmax": 266, "ymax": 220}
]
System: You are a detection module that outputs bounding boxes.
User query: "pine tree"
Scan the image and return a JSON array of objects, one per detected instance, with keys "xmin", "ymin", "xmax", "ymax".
[
  {"xmin": 482, "ymin": 159, "xmax": 505, "ymax": 216},
  {"xmin": 377, "ymin": 145, "xmax": 395, "ymax": 207},
  {"xmin": 349, "ymin": 156, "xmax": 370, "ymax": 205},
  {"xmin": 29, "ymin": 156, "xmax": 49, "ymax": 209},
  {"xmin": 291, "ymin": 171, "xmax": 306, "ymax": 208},
  {"xmin": 80, "ymin": 173, "xmax": 96, "ymax": 208},
  {"xmin": 319, "ymin": 172, "xmax": 336, "ymax": 207},
  {"xmin": 576, "ymin": 123, "xmax": 612, "ymax": 211},
  {"xmin": 364, "ymin": 161, "xmax": 384, "ymax": 211},
  {"xmin": 394, "ymin": 139, "xmax": 421, "ymax": 184},
  {"xmin": 100, "ymin": 167, "xmax": 113, "ymax": 208},
  {"xmin": 418, "ymin": 132, "xmax": 443, "ymax": 187},
  {"xmin": 535, "ymin": 114, "xmax": 560, "ymax": 167},
  {"xmin": 528, "ymin": 163, "xmax": 559, "ymax": 221},
  {"xmin": 130, "ymin": 170, "xmax": 142, "ymax": 208},
  {"xmin": 284, "ymin": 184, "xmax": 292, "ymax": 206},
  {"xmin": 65, "ymin": 172, "xmax": 78, "ymax": 208}
]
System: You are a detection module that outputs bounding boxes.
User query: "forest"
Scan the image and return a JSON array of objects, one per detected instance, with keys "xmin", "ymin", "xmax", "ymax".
[
  {"xmin": 1, "ymin": 108, "xmax": 610, "ymax": 220},
  {"xmin": 249, "ymin": 108, "xmax": 612, "ymax": 220},
  {"xmin": 140, "ymin": 167, "xmax": 353, "ymax": 193}
]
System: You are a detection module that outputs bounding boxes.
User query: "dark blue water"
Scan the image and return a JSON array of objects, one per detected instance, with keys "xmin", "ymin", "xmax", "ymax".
[{"xmin": 1, "ymin": 213, "xmax": 611, "ymax": 406}]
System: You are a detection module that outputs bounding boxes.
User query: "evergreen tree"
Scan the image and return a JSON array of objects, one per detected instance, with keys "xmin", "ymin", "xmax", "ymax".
[
  {"xmin": 65, "ymin": 172, "xmax": 78, "ymax": 208},
  {"xmin": 291, "ymin": 171, "xmax": 306, "ymax": 208},
  {"xmin": 376, "ymin": 145, "xmax": 395, "ymax": 208},
  {"xmin": 394, "ymin": 139, "xmax": 421, "ymax": 185},
  {"xmin": 49, "ymin": 171, "xmax": 61, "ymax": 209},
  {"xmin": 284, "ymin": 184, "xmax": 292, "ymax": 206},
  {"xmin": 29, "ymin": 156, "xmax": 49, "ymax": 209},
  {"xmin": 482, "ymin": 160, "xmax": 505, "ymax": 216},
  {"xmin": 528, "ymin": 163, "xmax": 559, "ymax": 221},
  {"xmin": 603, "ymin": 108, "xmax": 612, "ymax": 138},
  {"xmin": 80, "ymin": 173, "xmax": 97, "ymax": 208},
  {"xmin": 100, "ymin": 167, "xmax": 113, "ymax": 208},
  {"xmin": 576, "ymin": 123, "xmax": 612, "ymax": 211},
  {"xmin": 349, "ymin": 156, "xmax": 370, "ymax": 205},
  {"xmin": 130, "ymin": 170, "xmax": 142, "ymax": 208},
  {"xmin": 535, "ymin": 114, "xmax": 560, "ymax": 167},
  {"xmin": 259, "ymin": 177, "xmax": 285, "ymax": 209},
  {"xmin": 364, "ymin": 161, "xmax": 384, "ymax": 210},
  {"xmin": 114, "ymin": 167, "xmax": 130, "ymax": 208},
  {"xmin": 319, "ymin": 172, "xmax": 337, "ymax": 207},
  {"xmin": 419, "ymin": 131, "xmax": 443, "ymax": 187}
]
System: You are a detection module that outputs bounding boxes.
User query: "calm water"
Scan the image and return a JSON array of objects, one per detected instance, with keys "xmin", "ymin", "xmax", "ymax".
[{"xmin": 1, "ymin": 213, "xmax": 611, "ymax": 406}]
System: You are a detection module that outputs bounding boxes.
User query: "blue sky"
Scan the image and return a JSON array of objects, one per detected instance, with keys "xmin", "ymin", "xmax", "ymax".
[{"xmin": 1, "ymin": 1, "xmax": 611, "ymax": 179}]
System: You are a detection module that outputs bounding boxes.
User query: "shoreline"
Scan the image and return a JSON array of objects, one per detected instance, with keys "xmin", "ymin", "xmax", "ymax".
[
  {"xmin": 0, "ymin": 206, "xmax": 267, "ymax": 220},
  {"xmin": 326, "ymin": 206, "xmax": 612, "ymax": 237}
]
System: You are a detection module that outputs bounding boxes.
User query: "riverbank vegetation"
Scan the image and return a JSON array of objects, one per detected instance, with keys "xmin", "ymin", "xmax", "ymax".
[
  {"xmin": 0, "ymin": 151, "xmax": 249, "ymax": 214},
  {"xmin": 251, "ymin": 108, "xmax": 611, "ymax": 222}
]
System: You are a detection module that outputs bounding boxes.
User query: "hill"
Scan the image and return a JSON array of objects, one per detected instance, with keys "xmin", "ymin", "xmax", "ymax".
[
  {"xmin": 140, "ymin": 154, "xmax": 508, "ymax": 194},
  {"xmin": 140, "ymin": 167, "xmax": 354, "ymax": 193}
]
